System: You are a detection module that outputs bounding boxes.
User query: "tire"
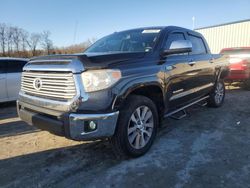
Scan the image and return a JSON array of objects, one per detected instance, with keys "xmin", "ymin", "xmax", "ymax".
[
  {"xmin": 207, "ymin": 79, "xmax": 225, "ymax": 108},
  {"xmin": 110, "ymin": 95, "xmax": 158, "ymax": 157}
]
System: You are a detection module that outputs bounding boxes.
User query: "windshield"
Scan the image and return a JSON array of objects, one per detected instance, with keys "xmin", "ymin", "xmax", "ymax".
[{"xmin": 85, "ymin": 29, "xmax": 161, "ymax": 53}]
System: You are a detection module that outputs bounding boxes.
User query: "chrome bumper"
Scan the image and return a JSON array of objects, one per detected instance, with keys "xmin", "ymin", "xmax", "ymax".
[
  {"xmin": 69, "ymin": 112, "xmax": 119, "ymax": 140},
  {"xmin": 17, "ymin": 101, "xmax": 119, "ymax": 141}
]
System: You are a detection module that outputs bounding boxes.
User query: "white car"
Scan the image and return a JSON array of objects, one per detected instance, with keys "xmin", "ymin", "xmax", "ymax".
[{"xmin": 0, "ymin": 57, "xmax": 28, "ymax": 102}]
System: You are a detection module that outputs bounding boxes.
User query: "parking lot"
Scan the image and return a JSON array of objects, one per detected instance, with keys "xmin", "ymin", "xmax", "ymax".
[{"xmin": 0, "ymin": 88, "xmax": 250, "ymax": 188}]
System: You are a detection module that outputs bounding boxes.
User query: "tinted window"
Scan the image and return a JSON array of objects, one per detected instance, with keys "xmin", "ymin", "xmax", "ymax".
[
  {"xmin": 188, "ymin": 34, "xmax": 206, "ymax": 55},
  {"xmin": 0, "ymin": 60, "xmax": 7, "ymax": 73},
  {"xmin": 164, "ymin": 33, "xmax": 187, "ymax": 55},
  {"xmin": 85, "ymin": 29, "xmax": 161, "ymax": 53},
  {"xmin": 7, "ymin": 60, "xmax": 27, "ymax": 73},
  {"xmin": 164, "ymin": 33, "xmax": 185, "ymax": 49}
]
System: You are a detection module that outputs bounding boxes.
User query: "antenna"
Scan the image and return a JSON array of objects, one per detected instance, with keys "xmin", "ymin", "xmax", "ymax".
[
  {"xmin": 192, "ymin": 16, "xmax": 195, "ymax": 30},
  {"xmin": 73, "ymin": 20, "xmax": 78, "ymax": 44}
]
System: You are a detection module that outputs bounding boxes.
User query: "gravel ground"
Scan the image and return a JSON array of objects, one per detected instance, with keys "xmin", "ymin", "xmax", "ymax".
[{"xmin": 0, "ymin": 89, "xmax": 250, "ymax": 188}]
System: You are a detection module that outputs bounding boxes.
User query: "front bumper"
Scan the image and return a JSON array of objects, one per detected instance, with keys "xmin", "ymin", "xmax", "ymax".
[{"xmin": 17, "ymin": 101, "xmax": 119, "ymax": 141}]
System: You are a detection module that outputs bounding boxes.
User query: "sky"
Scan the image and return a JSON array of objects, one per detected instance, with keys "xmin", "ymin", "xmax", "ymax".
[{"xmin": 1, "ymin": 0, "xmax": 249, "ymax": 47}]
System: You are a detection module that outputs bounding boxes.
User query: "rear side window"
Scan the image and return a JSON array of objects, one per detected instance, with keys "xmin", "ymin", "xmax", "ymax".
[
  {"xmin": 7, "ymin": 60, "xmax": 27, "ymax": 73},
  {"xmin": 0, "ymin": 60, "xmax": 7, "ymax": 73},
  {"xmin": 164, "ymin": 32, "xmax": 186, "ymax": 49},
  {"xmin": 188, "ymin": 34, "xmax": 207, "ymax": 55}
]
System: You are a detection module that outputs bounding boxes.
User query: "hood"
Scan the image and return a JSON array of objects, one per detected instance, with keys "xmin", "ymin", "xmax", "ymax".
[
  {"xmin": 25, "ymin": 52, "xmax": 146, "ymax": 73},
  {"xmin": 83, "ymin": 52, "xmax": 146, "ymax": 67}
]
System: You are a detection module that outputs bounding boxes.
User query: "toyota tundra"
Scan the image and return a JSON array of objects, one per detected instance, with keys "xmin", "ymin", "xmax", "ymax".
[{"xmin": 17, "ymin": 26, "xmax": 229, "ymax": 157}]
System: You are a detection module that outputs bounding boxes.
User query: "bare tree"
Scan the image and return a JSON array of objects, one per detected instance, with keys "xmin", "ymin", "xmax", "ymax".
[
  {"xmin": 26, "ymin": 33, "xmax": 41, "ymax": 56},
  {"xmin": 41, "ymin": 30, "xmax": 53, "ymax": 55},
  {"xmin": 6, "ymin": 26, "xmax": 14, "ymax": 56},
  {"xmin": 0, "ymin": 23, "xmax": 7, "ymax": 56},
  {"xmin": 12, "ymin": 27, "xmax": 22, "ymax": 54},
  {"xmin": 19, "ymin": 29, "xmax": 28, "ymax": 52},
  {"xmin": 0, "ymin": 22, "xmax": 98, "ymax": 58}
]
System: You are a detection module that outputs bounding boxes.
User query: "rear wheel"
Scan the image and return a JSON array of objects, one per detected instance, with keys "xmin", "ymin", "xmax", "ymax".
[
  {"xmin": 207, "ymin": 79, "xmax": 225, "ymax": 107},
  {"xmin": 111, "ymin": 95, "xmax": 158, "ymax": 157}
]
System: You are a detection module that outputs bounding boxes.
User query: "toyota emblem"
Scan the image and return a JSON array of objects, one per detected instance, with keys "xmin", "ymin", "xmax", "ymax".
[{"xmin": 33, "ymin": 78, "xmax": 42, "ymax": 91}]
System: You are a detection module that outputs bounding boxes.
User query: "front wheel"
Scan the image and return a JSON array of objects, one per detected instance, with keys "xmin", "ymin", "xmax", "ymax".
[
  {"xmin": 110, "ymin": 95, "xmax": 158, "ymax": 157},
  {"xmin": 207, "ymin": 79, "xmax": 225, "ymax": 107}
]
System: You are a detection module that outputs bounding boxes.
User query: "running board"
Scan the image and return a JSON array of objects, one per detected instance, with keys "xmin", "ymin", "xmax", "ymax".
[
  {"xmin": 196, "ymin": 101, "xmax": 207, "ymax": 107},
  {"xmin": 164, "ymin": 96, "xmax": 209, "ymax": 119},
  {"xmin": 169, "ymin": 110, "xmax": 187, "ymax": 120}
]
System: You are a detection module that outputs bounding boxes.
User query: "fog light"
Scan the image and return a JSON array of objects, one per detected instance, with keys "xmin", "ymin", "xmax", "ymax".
[
  {"xmin": 84, "ymin": 120, "xmax": 97, "ymax": 133},
  {"xmin": 89, "ymin": 121, "xmax": 97, "ymax": 130}
]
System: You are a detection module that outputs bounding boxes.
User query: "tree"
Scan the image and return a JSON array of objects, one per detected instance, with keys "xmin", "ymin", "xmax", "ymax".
[
  {"xmin": 6, "ymin": 26, "xmax": 14, "ymax": 56},
  {"xmin": 19, "ymin": 29, "xmax": 28, "ymax": 52},
  {"xmin": 12, "ymin": 27, "xmax": 22, "ymax": 54},
  {"xmin": 0, "ymin": 23, "xmax": 7, "ymax": 56},
  {"xmin": 0, "ymin": 22, "xmax": 96, "ymax": 58},
  {"xmin": 41, "ymin": 30, "xmax": 53, "ymax": 55},
  {"xmin": 26, "ymin": 33, "xmax": 41, "ymax": 56}
]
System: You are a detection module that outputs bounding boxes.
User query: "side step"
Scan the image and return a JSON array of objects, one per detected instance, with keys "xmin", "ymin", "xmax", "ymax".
[
  {"xmin": 169, "ymin": 110, "xmax": 187, "ymax": 120},
  {"xmin": 196, "ymin": 101, "xmax": 207, "ymax": 107},
  {"xmin": 164, "ymin": 96, "xmax": 209, "ymax": 120}
]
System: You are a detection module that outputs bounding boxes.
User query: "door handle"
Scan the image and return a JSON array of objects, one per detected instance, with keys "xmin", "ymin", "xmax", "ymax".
[{"xmin": 188, "ymin": 61, "xmax": 196, "ymax": 66}]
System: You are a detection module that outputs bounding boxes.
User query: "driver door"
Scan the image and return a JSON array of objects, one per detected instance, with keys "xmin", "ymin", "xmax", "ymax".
[{"xmin": 162, "ymin": 32, "xmax": 197, "ymax": 111}]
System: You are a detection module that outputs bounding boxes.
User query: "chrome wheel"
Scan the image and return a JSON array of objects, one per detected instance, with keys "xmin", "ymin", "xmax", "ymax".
[
  {"xmin": 127, "ymin": 106, "xmax": 154, "ymax": 149},
  {"xmin": 215, "ymin": 82, "xmax": 224, "ymax": 104}
]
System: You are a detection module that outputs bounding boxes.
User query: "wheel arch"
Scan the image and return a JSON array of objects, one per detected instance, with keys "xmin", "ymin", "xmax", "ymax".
[
  {"xmin": 217, "ymin": 65, "xmax": 230, "ymax": 81},
  {"xmin": 113, "ymin": 82, "xmax": 165, "ymax": 118}
]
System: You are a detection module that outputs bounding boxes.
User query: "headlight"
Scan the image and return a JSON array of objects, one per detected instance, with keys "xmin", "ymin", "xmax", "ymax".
[{"xmin": 81, "ymin": 69, "xmax": 121, "ymax": 92}]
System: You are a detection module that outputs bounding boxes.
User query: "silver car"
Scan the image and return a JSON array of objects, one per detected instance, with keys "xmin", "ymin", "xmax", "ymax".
[{"xmin": 0, "ymin": 57, "xmax": 28, "ymax": 102}]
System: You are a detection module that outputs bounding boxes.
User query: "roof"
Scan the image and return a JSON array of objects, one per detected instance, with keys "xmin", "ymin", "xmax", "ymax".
[
  {"xmin": 115, "ymin": 26, "xmax": 193, "ymax": 33},
  {"xmin": 195, "ymin": 19, "xmax": 250, "ymax": 30},
  {"xmin": 0, "ymin": 57, "xmax": 29, "ymax": 61}
]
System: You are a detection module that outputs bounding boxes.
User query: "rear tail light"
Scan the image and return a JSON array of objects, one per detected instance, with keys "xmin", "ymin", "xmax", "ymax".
[
  {"xmin": 229, "ymin": 58, "xmax": 248, "ymax": 71},
  {"xmin": 242, "ymin": 60, "xmax": 248, "ymax": 70}
]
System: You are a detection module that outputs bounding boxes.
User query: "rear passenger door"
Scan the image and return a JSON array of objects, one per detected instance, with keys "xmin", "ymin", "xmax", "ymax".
[
  {"xmin": 0, "ymin": 60, "xmax": 7, "ymax": 102},
  {"xmin": 6, "ymin": 60, "xmax": 27, "ymax": 100},
  {"xmin": 186, "ymin": 33, "xmax": 215, "ymax": 98}
]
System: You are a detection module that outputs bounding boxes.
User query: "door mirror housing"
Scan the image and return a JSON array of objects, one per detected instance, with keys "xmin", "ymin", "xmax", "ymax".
[{"xmin": 161, "ymin": 40, "xmax": 192, "ymax": 56}]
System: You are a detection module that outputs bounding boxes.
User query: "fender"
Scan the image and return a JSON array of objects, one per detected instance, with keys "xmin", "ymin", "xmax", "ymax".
[
  {"xmin": 111, "ymin": 74, "xmax": 165, "ymax": 111},
  {"xmin": 216, "ymin": 65, "xmax": 230, "ymax": 81}
]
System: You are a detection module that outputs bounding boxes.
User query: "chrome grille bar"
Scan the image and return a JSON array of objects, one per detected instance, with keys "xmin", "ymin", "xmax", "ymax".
[{"xmin": 21, "ymin": 71, "xmax": 77, "ymax": 100}]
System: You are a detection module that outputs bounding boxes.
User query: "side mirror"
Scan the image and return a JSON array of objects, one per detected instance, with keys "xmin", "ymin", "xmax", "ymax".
[{"xmin": 161, "ymin": 40, "xmax": 192, "ymax": 56}]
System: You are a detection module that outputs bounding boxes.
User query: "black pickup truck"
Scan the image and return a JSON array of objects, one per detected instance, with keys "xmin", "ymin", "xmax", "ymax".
[{"xmin": 17, "ymin": 26, "xmax": 229, "ymax": 157}]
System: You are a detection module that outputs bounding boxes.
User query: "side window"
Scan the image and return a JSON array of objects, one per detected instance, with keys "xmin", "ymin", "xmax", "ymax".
[
  {"xmin": 164, "ymin": 33, "xmax": 185, "ymax": 50},
  {"xmin": 7, "ymin": 60, "xmax": 27, "ymax": 73},
  {"xmin": 0, "ymin": 60, "xmax": 7, "ymax": 73},
  {"xmin": 188, "ymin": 34, "xmax": 207, "ymax": 55}
]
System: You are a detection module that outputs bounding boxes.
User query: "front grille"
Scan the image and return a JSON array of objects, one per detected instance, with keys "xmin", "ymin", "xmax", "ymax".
[{"xmin": 21, "ymin": 71, "xmax": 77, "ymax": 100}]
